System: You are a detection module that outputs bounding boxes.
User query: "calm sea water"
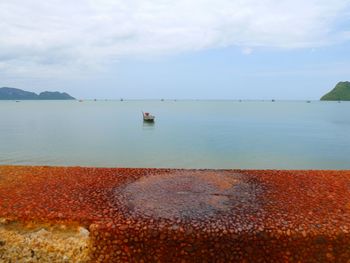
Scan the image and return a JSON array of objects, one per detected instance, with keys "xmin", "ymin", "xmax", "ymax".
[{"xmin": 1, "ymin": 100, "xmax": 350, "ymax": 169}]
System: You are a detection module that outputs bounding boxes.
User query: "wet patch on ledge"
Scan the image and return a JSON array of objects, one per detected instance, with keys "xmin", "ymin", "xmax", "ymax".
[{"xmin": 114, "ymin": 171, "xmax": 264, "ymax": 221}]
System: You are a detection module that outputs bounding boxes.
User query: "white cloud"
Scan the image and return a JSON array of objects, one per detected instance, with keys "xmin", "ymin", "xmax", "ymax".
[
  {"xmin": 0, "ymin": 0, "xmax": 349, "ymax": 76},
  {"xmin": 242, "ymin": 47, "xmax": 253, "ymax": 55}
]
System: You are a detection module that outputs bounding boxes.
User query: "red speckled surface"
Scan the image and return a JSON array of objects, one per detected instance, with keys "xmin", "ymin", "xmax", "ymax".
[{"xmin": 0, "ymin": 166, "xmax": 349, "ymax": 262}]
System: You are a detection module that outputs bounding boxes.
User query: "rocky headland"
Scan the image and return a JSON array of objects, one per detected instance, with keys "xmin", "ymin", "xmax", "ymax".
[{"xmin": 0, "ymin": 87, "xmax": 75, "ymax": 100}]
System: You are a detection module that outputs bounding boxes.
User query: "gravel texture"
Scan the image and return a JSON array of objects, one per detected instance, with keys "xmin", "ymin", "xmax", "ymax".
[{"xmin": 0, "ymin": 166, "xmax": 349, "ymax": 262}]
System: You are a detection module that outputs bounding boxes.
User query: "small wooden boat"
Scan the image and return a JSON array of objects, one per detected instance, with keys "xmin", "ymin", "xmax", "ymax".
[{"xmin": 143, "ymin": 112, "xmax": 155, "ymax": 122}]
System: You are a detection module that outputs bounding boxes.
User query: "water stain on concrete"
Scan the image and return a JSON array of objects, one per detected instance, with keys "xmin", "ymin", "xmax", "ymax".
[{"xmin": 116, "ymin": 171, "xmax": 262, "ymax": 220}]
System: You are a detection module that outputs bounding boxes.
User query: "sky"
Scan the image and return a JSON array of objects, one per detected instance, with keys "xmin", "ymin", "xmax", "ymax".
[{"xmin": 0, "ymin": 0, "xmax": 350, "ymax": 100}]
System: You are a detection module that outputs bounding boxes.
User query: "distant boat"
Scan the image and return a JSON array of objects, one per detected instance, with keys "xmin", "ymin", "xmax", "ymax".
[
  {"xmin": 142, "ymin": 112, "xmax": 155, "ymax": 122},
  {"xmin": 272, "ymin": 99, "xmax": 275, "ymax": 102},
  {"xmin": 161, "ymin": 99, "xmax": 164, "ymax": 101},
  {"xmin": 120, "ymin": 98, "xmax": 123, "ymax": 101},
  {"xmin": 307, "ymin": 100, "xmax": 311, "ymax": 103},
  {"xmin": 79, "ymin": 100, "xmax": 83, "ymax": 102}
]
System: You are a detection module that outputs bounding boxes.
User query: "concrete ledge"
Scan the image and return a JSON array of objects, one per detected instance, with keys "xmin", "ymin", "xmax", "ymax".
[{"xmin": 0, "ymin": 166, "xmax": 349, "ymax": 262}]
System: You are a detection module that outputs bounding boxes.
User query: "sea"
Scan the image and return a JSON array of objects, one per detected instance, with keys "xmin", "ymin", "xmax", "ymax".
[{"xmin": 1, "ymin": 100, "xmax": 350, "ymax": 169}]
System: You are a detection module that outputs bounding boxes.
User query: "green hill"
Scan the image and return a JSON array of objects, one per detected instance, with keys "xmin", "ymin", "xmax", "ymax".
[
  {"xmin": 0, "ymin": 87, "xmax": 38, "ymax": 100},
  {"xmin": 38, "ymin": 91, "xmax": 75, "ymax": 100},
  {"xmin": 321, "ymin": 81, "xmax": 350, "ymax": 101},
  {"xmin": 0, "ymin": 87, "xmax": 75, "ymax": 100}
]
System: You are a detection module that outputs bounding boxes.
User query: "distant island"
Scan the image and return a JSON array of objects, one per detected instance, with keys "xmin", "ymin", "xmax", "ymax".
[
  {"xmin": 321, "ymin": 81, "xmax": 350, "ymax": 101},
  {"xmin": 0, "ymin": 87, "xmax": 75, "ymax": 100}
]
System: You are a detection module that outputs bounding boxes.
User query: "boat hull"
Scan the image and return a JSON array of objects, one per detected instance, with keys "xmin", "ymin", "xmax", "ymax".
[{"xmin": 143, "ymin": 117, "xmax": 155, "ymax": 122}]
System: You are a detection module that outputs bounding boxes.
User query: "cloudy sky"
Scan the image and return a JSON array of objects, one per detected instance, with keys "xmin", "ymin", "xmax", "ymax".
[{"xmin": 1, "ymin": 0, "xmax": 350, "ymax": 99}]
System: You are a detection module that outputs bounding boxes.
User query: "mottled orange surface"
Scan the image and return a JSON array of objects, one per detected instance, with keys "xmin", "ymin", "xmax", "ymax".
[{"xmin": 0, "ymin": 166, "xmax": 350, "ymax": 262}]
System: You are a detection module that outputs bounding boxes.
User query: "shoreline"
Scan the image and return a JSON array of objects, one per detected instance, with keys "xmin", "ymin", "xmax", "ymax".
[{"xmin": 0, "ymin": 165, "xmax": 349, "ymax": 262}]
